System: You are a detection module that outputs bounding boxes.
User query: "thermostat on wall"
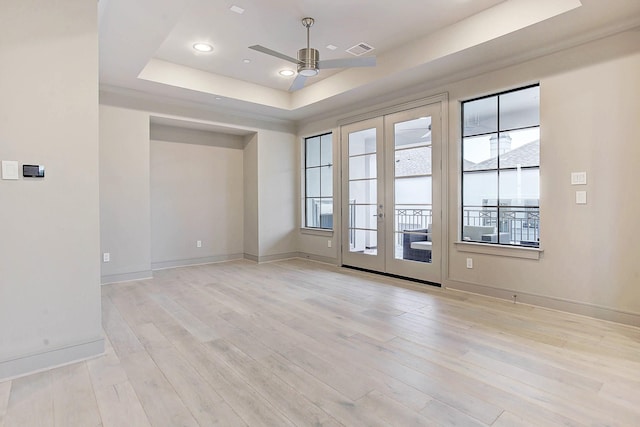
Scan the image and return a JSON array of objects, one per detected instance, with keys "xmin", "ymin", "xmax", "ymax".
[{"xmin": 23, "ymin": 164, "xmax": 45, "ymax": 178}]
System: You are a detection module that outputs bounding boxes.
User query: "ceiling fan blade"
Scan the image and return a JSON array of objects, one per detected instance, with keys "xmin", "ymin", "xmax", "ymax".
[
  {"xmin": 289, "ymin": 74, "xmax": 307, "ymax": 92},
  {"xmin": 318, "ymin": 56, "xmax": 376, "ymax": 69},
  {"xmin": 249, "ymin": 45, "xmax": 299, "ymax": 64}
]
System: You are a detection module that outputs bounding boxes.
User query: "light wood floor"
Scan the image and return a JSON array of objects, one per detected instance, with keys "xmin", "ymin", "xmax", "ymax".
[{"xmin": 1, "ymin": 259, "xmax": 640, "ymax": 426}]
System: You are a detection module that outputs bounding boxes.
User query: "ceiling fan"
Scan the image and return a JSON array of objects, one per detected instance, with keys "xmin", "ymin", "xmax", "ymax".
[{"xmin": 249, "ymin": 17, "xmax": 376, "ymax": 92}]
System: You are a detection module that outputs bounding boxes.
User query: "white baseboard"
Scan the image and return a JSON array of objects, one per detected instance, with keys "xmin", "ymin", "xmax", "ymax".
[
  {"xmin": 0, "ymin": 337, "xmax": 104, "ymax": 381},
  {"xmin": 297, "ymin": 252, "xmax": 339, "ymax": 265},
  {"xmin": 255, "ymin": 252, "xmax": 301, "ymax": 263},
  {"xmin": 101, "ymin": 270, "xmax": 153, "ymax": 285},
  {"xmin": 151, "ymin": 254, "xmax": 244, "ymax": 270},
  {"xmin": 445, "ymin": 278, "xmax": 640, "ymax": 327}
]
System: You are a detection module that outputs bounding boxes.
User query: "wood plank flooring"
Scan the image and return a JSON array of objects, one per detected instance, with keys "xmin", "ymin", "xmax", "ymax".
[{"xmin": 1, "ymin": 258, "xmax": 640, "ymax": 426}]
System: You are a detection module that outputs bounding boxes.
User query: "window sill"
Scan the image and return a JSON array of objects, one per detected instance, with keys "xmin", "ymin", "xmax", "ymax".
[
  {"xmin": 454, "ymin": 241, "xmax": 542, "ymax": 260},
  {"xmin": 300, "ymin": 227, "xmax": 334, "ymax": 237}
]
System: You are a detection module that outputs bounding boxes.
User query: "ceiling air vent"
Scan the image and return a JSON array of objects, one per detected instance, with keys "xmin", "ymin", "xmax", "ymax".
[{"xmin": 346, "ymin": 42, "xmax": 375, "ymax": 56}]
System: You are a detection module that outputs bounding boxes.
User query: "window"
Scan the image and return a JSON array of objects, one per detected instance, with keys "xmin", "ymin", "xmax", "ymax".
[
  {"xmin": 304, "ymin": 133, "xmax": 333, "ymax": 229},
  {"xmin": 461, "ymin": 85, "xmax": 540, "ymax": 247}
]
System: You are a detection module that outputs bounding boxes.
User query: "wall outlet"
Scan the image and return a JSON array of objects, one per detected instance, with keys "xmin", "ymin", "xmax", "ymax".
[
  {"xmin": 103, "ymin": 252, "xmax": 110, "ymax": 263},
  {"xmin": 466, "ymin": 258, "xmax": 473, "ymax": 269},
  {"xmin": 196, "ymin": 240, "xmax": 202, "ymax": 248},
  {"xmin": 328, "ymin": 240, "xmax": 332, "ymax": 248}
]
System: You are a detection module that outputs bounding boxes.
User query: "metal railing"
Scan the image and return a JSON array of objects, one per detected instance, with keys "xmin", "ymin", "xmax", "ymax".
[
  {"xmin": 346, "ymin": 203, "xmax": 539, "ymax": 247},
  {"xmin": 462, "ymin": 207, "xmax": 539, "ymax": 245}
]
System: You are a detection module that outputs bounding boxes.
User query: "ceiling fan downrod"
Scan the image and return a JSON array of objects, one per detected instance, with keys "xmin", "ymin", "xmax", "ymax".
[{"xmin": 298, "ymin": 17, "xmax": 319, "ymax": 76}]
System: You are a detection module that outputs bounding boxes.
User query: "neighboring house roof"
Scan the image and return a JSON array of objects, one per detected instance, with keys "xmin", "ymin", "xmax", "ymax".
[
  {"xmin": 395, "ymin": 146, "xmax": 432, "ymax": 176},
  {"xmin": 465, "ymin": 140, "xmax": 539, "ymax": 171}
]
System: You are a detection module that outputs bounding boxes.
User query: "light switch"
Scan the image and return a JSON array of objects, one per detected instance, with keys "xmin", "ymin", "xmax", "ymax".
[
  {"xmin": 576, "ymin": 190, "xmax": 587, "ymax": 204},
  {"xmin": 2, "ymin": 160, "xmax": 19, "ymax": 180},
  {"xmin": 571, "ymin": 172, "xmax": 587, "ymax": 185}
]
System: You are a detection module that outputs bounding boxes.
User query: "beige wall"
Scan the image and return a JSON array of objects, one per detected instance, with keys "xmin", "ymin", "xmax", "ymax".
[
  {"xmin": 243, "ymin": 134, "xmax": 259, "ymax": 258},
  {"xmin": 150, "ymin": 138, "xmax": 244, "ymax": 268},
  {"xmin": 297, "ymin": 30, "xmax": 640, "ymax": 325},
  {"xmin": 100, "ymin": 106, "xmax": 152, "ymax": 283},
  {"xmin": 97, "ymin": 101, "xmax": 299, "ymax": 270},
  {"xmin": 0, "ymin": 0, "xmax": 103, "ymax": 379},
  {"xmin": 257, "ymin": 131, "xmax": 298, "ymax": 260}
]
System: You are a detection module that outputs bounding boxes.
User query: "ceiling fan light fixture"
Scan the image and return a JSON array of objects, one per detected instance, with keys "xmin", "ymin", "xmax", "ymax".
[
  {"xmin": 298, "ymin": 67, "xmax": 318, "ymax": 77},
  {"xmin": 298, "ymin": 47, "xmax": 319, "ymax": 77}
]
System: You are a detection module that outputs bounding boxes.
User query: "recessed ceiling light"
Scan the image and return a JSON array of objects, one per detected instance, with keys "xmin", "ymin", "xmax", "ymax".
[
  {"xmin": 279, "ymin": 69, "xmax": 295, "ymax": 77},
  {"xmin": 215, "ymin": 97, "xmax": 223, "ymax": 100},
  {"xmin": 242, "ymin": 59, "xmax": 251, "ymax": 63},
  {"xmin": 193, "ymin": 43, "xmax": 213, "ymax": 53},
  {"xmin": 230, "ymin": 5, "xmax": 245, "ymax": 14},
  {"xmin": 326, "ymin": 44, "xmax": 338, "ymax": 51}
]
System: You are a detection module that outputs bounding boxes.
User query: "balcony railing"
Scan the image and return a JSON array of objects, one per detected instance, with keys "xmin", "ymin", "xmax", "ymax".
[
  {"xmin": 346, "ymin": 203, "xmax": 540, "ymax": 247},
  {"xmin": 462, "ymin": 207, "xmax": 539, "ymax": 246}
]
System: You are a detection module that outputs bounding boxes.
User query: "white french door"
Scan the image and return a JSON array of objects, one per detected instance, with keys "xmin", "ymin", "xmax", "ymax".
[{"xmin": 341, "ymin": 103, "xmax": 442, "ymax": 284}]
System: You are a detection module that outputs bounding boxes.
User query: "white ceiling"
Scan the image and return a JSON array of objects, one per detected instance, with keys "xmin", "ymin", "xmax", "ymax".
[{"xmin": 99, "ymin": 0, "xmax": 640, "ymax": 123}]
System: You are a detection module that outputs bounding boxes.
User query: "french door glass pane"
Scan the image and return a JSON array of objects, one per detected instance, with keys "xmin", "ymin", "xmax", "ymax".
[
  {"xmin": 348, "ymin": 129, "xmax": 377, "ymax": 155},
  {"xmin": 394, "ymin": 117, "xmax": 432, "ymax": 147},
  {"xmin": 395, "ymin": 147, "xmax": 432, "ymax": 176},
  {"xmin": 349, "ymin": 154, "xmax": 377, "ymax": 180},
  {"xmin": 349, "ymin": 204, "xmax": 378, "ymax": 230},
  {"xmin": 350, "ymin": 229, "xmax": 377, "ymax": 255},
  {"xmin": 349, "ymin": 179, "xmax": 377, "ymax": 205},
  {"xmin": 393, "ymin": 116, "xmax": 433, "ymax": 263},
  {"xmin": 348, "ymin": 126, "xmax": 378, "ymax": 256},
  {"xmin": 395, "ymin": 176, "xmax": 432, "ymax": 205}
]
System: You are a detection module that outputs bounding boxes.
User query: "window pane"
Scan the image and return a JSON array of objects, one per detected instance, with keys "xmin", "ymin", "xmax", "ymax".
[
  {"xmin": 349, "ymin": 154, "xmax": 377, "ymax": 180},
  {"xmin": 349, "ymin": 179, "xmax": 377, "ymax": 205},
  {"xmin": 395, "ymin": 176, "xmax": 432, "ymax": 205},
  {"xmin": 306, "ymin": 198, "xmax": 321, "ymax": 228},
  {"xmin": 500, "ymin": 86, "xmax": 540, "ymax": 131},
  {"xmin": 320, "ymin": 133, "xmax": 332, "ymax": 166},
  {"xmin": 349, "ymin": 128, "xmax": 377, "ymax": 156},
  {"xmin": 463, "ymin": 134, "xmax": 495, "ymax": 171},
  {"xmin": 498, "ymin": 168, "xmax": 540, "ymax": 204},
  {"xmin": 497, "ymin": 128, "xmax": 540, "ymax": 169},
  {"xmin": 463, "ymin": 96, "xmax": 497, "ymax": 137},
  {"xmin": 395, "ymin": 147, "xmax": 431, "ymax": 177},
  {"xmin": 306, "ymin": 167, "xmax": 320, "ymax": 197},
  {"xmin": 306, "ymin": 136, "xmax": 320, "ymax": 167},
  {"xmin": 320, "ymin": 165, "xmax": 332, "ymax": 197},
  {"xmin": 500, "ymin": 207, "xmax": 539, "ymax": 246},
  {"xmin": 463, "ymin": 171, "xmax": 497, "ymax": 206},
  {"xmin": 461, "ymin": 208, "xmax": 497, "ymax": 242},
  {"xmin": 306, "ymin": 198, "xmax": 333, "ymax": 229}
]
